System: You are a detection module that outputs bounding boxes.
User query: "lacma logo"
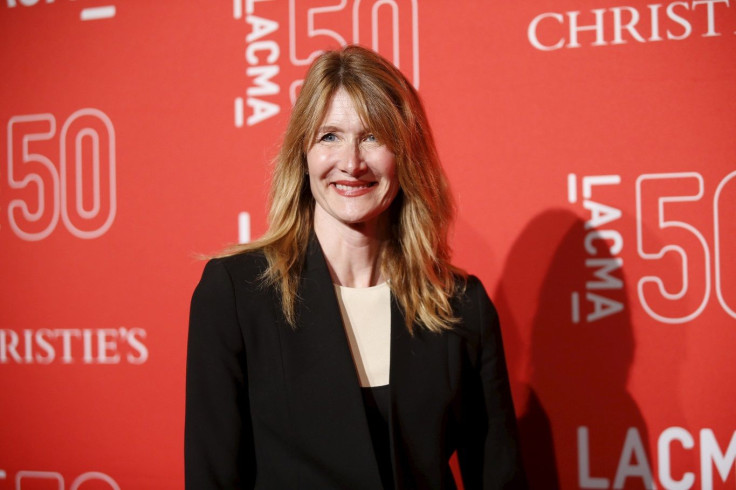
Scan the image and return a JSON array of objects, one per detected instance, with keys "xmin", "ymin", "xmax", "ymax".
[{"xmin": 233, "ymin": 0, "xmax": 420, "ymax": 128}]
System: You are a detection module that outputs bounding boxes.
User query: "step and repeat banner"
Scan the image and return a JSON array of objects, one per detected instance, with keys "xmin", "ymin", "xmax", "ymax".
[{"xmin": 1, "ymin": 0, "xmax": 734, "ymax": 488}]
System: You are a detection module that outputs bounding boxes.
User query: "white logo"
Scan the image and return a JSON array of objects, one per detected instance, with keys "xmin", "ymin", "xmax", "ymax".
[
  {"xmin": 568, "ymin": 174, "xmax": 625, "ymax": 324},
  {"xmin": 233, "ymin": 0, "xmax": 420, "ymax": 128},
  {"xmin": 567, "ymin": 170, "xmax": 736, "ymax": 324},
  {"xmin": 5, "ymin": 110, "xmax": 117, "ymax": 241},
  {"xmin": 0, "ymin": 469, "xmax": 120, "ymax": 490},
  {"xmin": 4, "ymin": 0, "xmax": 117, "ymax": 21},
  {"xmin": 528, "ymin": 0, "xmax": 732, "ymax": 51},
  {"xmin": 578, "ymin": 426, "xmax": 736, "ymax": 489},
  {"xmin": 0, "ymin": 327, "xmax": 148, "ymax": 365}
]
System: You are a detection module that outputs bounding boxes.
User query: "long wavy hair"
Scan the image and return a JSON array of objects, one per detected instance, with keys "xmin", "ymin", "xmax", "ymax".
[{"xmin": 227, "ymin": 44, "xmax": 464, "ymax": 333}]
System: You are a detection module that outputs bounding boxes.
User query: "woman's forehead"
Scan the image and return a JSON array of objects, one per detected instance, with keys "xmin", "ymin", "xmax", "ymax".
[
  {"xmin": 313, "ymin": 88, "xmax": 374, "ymax": 129},
  {"xmin": 320, "ymin": 89, "xmax": 361, "ymax": 122}
]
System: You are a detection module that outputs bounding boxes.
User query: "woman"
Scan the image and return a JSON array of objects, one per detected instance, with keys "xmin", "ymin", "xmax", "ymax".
[{"xmin": 185, "ymin": 45, "xmax": 527, "ymax": 489}]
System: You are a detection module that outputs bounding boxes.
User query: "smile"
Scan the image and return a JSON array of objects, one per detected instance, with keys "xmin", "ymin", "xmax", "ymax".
[{"xmin": 332, "ymin": 181, "xmax": 377, "ymax": 196}]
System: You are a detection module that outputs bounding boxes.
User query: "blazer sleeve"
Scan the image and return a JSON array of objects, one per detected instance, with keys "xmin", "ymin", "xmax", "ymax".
[
  {"xmin": 458, "ymin": 278, "xmax": 528, "ymax": 490},
  {"xmin": 185, "ymin": 259, "xmax": 255, "ymax": 489}
]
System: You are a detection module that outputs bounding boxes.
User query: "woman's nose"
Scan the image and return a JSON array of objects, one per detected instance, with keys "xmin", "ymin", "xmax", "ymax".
[{"xmin": 339, "ymin": 141, "xmax": 365, "ymax": 175}]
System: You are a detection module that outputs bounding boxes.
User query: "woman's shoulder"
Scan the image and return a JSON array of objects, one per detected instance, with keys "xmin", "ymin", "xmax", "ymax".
[
  {"xmin": 450, "ymin": 273, "xmax": 500, "ymax": 336},
  {"xmin": 198, "ymin": 249, "xmax": 270, "ymax": 289},
  {"xmin": 211, "ymin": 248, "xmax": 268, "ymax": 271},
  {"xmin": 453, "ymin": 273, "xmax": 490, "ymax": 307}
]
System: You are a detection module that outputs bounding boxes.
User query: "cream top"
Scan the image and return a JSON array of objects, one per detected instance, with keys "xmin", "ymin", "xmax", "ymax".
[{"xmin": 334, "ymin": 282, "xmax": 391, "ymax": 388}]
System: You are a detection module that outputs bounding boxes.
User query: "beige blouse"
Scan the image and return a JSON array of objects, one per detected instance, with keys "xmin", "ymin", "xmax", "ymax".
[{"xmin": 334, "ymin": 282, "xmax": 391, "ymax": 388}]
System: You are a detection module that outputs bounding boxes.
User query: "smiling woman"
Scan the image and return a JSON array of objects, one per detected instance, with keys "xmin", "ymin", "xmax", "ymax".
[
  {"xmin": 307, "ymin": 88, "xmax": 400, "ymax": 241},
  {"xmin": 185, "ymin": 45, "xmax": 528, "ymax": 489}
]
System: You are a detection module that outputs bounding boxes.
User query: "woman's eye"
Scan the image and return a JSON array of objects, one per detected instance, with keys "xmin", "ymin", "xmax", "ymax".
[
  {"xmin": 364, "ymin": 134, "xmax": 377, "ymax": 142},
  {"xmin": 319, "ymin": 133, "xmax": 337, "ymax": 142}
]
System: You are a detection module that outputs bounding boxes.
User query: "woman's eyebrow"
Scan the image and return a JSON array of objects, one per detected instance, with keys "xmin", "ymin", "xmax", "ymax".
[{"xmin": 316, "ymin": 125, "xmax": 341, "ymax": 133}]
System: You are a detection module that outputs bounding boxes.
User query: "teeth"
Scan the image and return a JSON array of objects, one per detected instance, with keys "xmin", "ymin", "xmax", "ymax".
[{"xmin": 335, "ymin": 183, "xmax": 370, "ymax": 191}]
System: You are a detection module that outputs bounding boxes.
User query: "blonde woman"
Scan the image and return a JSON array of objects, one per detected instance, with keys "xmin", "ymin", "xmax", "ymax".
[{"xmin": 185, "ymin": 45, "xmax": 527, "ymax": 489}]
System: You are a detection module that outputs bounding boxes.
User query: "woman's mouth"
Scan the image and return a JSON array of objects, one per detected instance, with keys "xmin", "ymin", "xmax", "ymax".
[{"xmin": 332, "ymin": 181, "xmax": 376, "ymax": 196}]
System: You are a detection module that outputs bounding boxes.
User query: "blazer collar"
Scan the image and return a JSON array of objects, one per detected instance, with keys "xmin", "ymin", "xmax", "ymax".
[
  {"xmin": 290, "ymin": 235, "xmax": 450, "ymax": 488},
  {"xmin": 283, "ymin": 235, "xmax": 385, "ymax": 486}
]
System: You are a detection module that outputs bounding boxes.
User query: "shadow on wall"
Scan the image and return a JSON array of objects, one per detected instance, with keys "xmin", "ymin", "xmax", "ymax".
[{"xmin": 494, "ymin": 209, "xmax": 654, "ymax": 489}]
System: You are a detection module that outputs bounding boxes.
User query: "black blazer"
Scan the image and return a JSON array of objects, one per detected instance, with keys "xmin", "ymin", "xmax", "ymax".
[{"xmin": 185, "ymin": 238, "xmax": 527, "ymax": 489}]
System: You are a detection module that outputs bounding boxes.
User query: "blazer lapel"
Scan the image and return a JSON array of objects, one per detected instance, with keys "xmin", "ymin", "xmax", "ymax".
[
  {"xmin": 388, "ymin": 296, "xmax": 453, "ymax": 489},
  {"xmin": 388, "ymin": 296, "xmax": 412, "ymax": 487},
  {"xmin": 277, "ymin": 236, "xmax": 384, "ymax": 488}
]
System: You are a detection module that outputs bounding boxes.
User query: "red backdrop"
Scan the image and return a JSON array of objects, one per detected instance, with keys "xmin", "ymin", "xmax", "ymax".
[{"xmin": 1, "ymin": 1, "xmax": 734, "ymax": 488}]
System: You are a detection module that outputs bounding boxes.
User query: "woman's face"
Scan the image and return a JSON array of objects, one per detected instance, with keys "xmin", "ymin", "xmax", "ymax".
[{"xmin": 306, "ymin": 88, "xmax": 399, "ymax": 231}]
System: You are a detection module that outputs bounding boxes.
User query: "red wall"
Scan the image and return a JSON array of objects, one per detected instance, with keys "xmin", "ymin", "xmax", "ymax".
[{"xmin": 1, "ymin": 1, "xmax": 734, "ymax": 488}]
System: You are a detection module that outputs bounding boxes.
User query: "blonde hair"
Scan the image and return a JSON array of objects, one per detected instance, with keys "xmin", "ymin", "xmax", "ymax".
[{"xmin": 227, "ymin": 44, "xmax": 464, "ymax": 333}]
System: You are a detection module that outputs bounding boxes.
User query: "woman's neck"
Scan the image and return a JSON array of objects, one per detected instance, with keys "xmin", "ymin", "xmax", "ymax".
[{"xmin": 313, "ymin": 211, "xmax": 388, "ymax": 288}]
